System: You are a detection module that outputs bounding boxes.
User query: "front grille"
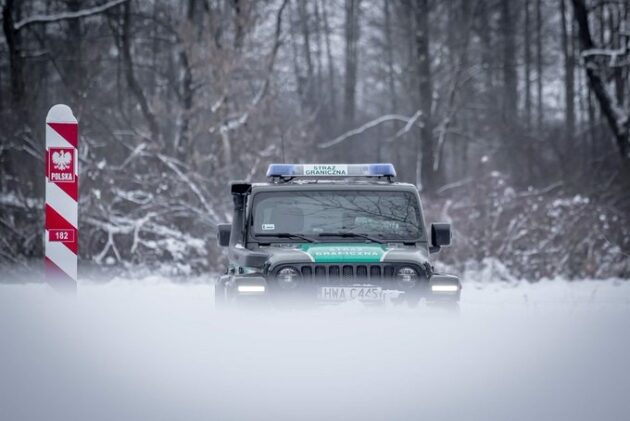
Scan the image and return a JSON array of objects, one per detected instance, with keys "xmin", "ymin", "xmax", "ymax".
[{"xmin": 275, "ymin": 263, "xmax": 425, "ymax": 285}]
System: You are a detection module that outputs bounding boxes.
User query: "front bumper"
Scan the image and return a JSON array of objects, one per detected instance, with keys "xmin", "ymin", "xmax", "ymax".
[{"xmin": 224, "ymin": 273, "xmax": 461, "ymax": 305}]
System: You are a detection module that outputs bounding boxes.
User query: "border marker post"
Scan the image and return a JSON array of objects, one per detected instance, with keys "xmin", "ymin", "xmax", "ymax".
[{"xmin": 44, "ymin": 104, "xmax": 78, "ymax": 291}]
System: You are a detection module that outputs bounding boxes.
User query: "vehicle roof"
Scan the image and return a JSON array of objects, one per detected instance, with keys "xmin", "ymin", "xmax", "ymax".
[{"xmin": 250, "ymin": 180, "xmax": 419, "ymax": 192}]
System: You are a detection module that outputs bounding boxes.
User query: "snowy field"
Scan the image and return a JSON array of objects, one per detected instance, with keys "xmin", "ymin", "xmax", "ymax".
[{"xmin": 1, "ymin": 277, "xmax": 630, "ymax": 421}]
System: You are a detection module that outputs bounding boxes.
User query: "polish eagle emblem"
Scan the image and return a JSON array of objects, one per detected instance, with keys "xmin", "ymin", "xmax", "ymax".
[{"xmin": 52, "ymin": 150, "xmax": 72, "ymax": 171}]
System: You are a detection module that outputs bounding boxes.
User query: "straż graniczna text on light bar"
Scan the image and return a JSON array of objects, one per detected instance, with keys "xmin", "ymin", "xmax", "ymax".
[{"xmin": 266, "ymin": 163, "xmax": 397, "ymax": 178}]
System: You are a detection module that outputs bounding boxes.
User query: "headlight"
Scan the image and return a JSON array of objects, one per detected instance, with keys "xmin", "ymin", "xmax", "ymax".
[
  {"xmin": 396, "ymin": 266, "xmax": 418, "ymax": 288},
  {"xmin": 237, "ymin": 285, "xmax": 266, "ymax": 293},
  {"xmin": 277, "ymin": 267, "xmax": 300, "ymax": 289},
  {"xmin": 431, "ymin": 284, "xmax": 459, "ymax": 293}
]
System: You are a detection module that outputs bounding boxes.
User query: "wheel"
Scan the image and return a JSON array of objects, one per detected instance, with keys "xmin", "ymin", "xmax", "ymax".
[
  {"xmin": 404, "ymin": 292, "xmax": 422, "ymax": 308},
  {"xmin": 214, "ymin": 276, "xmax": 229, "ymax": 309}
]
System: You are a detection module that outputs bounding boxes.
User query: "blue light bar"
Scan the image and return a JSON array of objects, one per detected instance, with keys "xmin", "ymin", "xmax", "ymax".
[
  {"xmin": 367, "ymin": 164, "xmax": 397, "ymax": 177},
  {"xmin": 266, "ymin": 163, "xmax": 396, "ymax": 178},
  {"xmin": 265, "ymin": 164, "xmax": 297, "ymax": 177}
]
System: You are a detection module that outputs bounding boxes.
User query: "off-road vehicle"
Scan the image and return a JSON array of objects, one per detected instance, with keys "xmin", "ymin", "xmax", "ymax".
[{"xmin": 215, "ymin": 163, "xmax": 460, "ymax": 307}]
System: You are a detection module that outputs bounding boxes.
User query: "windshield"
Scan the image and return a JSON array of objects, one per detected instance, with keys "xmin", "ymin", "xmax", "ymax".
[{"xmin": 251, "ymin": 190, "xmax": 423, "ymax": 242}]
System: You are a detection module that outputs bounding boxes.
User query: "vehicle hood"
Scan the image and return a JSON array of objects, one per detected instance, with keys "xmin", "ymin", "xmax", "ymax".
[{"xmin": 263, "ymin": 243, "xmax": 430, "ymax": 268}]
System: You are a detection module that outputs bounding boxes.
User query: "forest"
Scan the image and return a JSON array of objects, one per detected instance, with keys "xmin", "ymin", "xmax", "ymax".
[{"xmin": 1, "ymin": 0, "xmax": 629, "ymax": 279}]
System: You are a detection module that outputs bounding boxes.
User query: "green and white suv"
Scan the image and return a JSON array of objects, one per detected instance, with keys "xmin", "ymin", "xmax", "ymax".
[{"xmin": 215, "ymin": 163, "xmax": 460, "ymax": 307}]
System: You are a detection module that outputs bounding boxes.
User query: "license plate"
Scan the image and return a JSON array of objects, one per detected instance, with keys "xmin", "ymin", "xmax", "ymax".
[{"xmin": 318, "ymin": 286, "xmax": 383, "ymax": 301}]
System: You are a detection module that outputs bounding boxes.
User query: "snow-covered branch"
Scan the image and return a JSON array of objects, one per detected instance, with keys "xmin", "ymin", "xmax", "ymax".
[
  {"xmin": 318, "ymin": 111, "xmax": 422, "ymax": 149},
  {"xmin": 14, "ymin": 0, "xmax": 129, "ymax": 31},
  {"xmin": 155, "ymin": 154, "xmax": 218, "ymax": 224},
  {"xmin": 582, "ymin": 45, "xmax": 630, "ymax": 68},
  {"xmin": 84, "ymin": 212, "xmax": 205, "ymax": 266}
]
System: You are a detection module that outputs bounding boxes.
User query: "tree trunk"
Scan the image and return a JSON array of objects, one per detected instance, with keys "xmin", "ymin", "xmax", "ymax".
[
  {"xmin": 175, "ymin": 0, "xmax": 196, "ymax": 162},
  {"xmin": 313, "ymin": 0, "xmax": 324, "ymax": 110},
  {"xmin": 560, "ymin": 0, "xmax": 575, "ymax": 142},
  {"xmin": 298, "ymin": 0, "xmax": 315, "ymax": 111},
  {"xmin": 459, "ymin": 0, "xmax": 472, "ymax": 180},
  {"xmin": 477, "ymin": 0, "xmax": 494, "ymax": 108},
  {"xmin": 414, "ymin": 0, "xmax": 435, "ymax": 191},
  {"xmin": 343, "ymin": 0, "xmax": 360, "ymax": 128},
  {"xmin": 536, "ymin": 0, "xmax": 544, "ymax": 131},
  {"xmin": 298, "ymin": 0, "xmax": 314, "ymax": 82},
  {"xmin": 524, "ymin": 0, "xmax": 532, "ymax": 129},
  {"xmin": 322, "ymin": 0, "xmax": 337, "ymax": 128},
  {"xmin": 501, "ymin": 0, "xmax": 518, "ymax": 123},
  {"xmin": 524, "ymin": 0, "xmax": 534, "ymax": 179},
  {"xmin": 65, "ymin": 0, "xmax": 84, "ymax": 102},
  {"xmin": 383, "ymin": 0, "xmax": 397, "ymax": 113},
  {"xmin": 2, "ymin": 0, "xmax": 25, "ymax": 111},
  {"xmin": 613, "ymin": 4, "xmax": 627, "ymax": 107},
  {"xmin": 120, "ymin": 1, "xmax": 161, "ymax": 142},
  {"xmin": 177, "ymin": 49, "xmax": 193, "ymax": 161},
  {"xmin": 232, "ymin": 0, "xmax": 244, "ymax": 50},
  {"xmin": 289, "ymin": 3, "xmax": 306, "ymax": 106}
]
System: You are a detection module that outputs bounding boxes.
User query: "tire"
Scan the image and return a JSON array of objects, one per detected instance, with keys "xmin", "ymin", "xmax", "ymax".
[
  {"xmin": 214, "ymin": 277, "xmax": 228, "ymax": 309},
  {"xmin": 405, "ymin": 294, "xmax": 422, "ymax": 308}
]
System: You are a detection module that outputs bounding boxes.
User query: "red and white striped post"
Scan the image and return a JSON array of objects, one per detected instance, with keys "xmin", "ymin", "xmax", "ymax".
[{"xmin": 44, "ymin": 104, "xmax": 78, "ymax": 291}]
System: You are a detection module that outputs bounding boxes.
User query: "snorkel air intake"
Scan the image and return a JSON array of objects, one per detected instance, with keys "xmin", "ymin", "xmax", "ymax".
[
  {"xmin": 230, "ymin": 182, "xmax": 251, "ymax": 247},
  {"xmin": 229, "ymin": 182, "xmax": 269, "ymax": 269}
]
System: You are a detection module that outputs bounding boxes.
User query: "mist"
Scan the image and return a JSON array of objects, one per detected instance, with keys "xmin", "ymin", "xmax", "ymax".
[{"xmin": 2, "ymin": 278, "xmax": 629, "ymax": 421}]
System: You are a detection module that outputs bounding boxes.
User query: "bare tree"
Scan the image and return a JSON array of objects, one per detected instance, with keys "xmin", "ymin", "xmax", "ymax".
[{"xmin": 572, "ymin": 0, "xmax": 630, "ymax": 158}]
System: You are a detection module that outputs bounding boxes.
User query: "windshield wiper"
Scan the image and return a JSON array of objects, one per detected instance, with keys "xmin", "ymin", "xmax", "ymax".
[
  {"xmin": 317, "ymin": 232, "xmax": 384, "ymax": 244},
  {"xmin": 257, "ymin": 233, "xmax": 319, "ymax": 243}
]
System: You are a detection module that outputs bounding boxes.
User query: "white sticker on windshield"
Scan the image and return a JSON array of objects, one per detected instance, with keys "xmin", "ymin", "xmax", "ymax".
[{"xmin": 262, "ymin": 224, "xmax": 275, "ymax": 231}]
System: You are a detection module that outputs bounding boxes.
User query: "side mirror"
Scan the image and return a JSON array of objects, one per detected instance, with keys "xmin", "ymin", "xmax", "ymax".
[
  {"xmin": 430, "ymin": 223, "xmax": 451, "ymax": 253},
  {"xmin": 217, "ymin": 223, "xmax": 231, "ymax": 247}
]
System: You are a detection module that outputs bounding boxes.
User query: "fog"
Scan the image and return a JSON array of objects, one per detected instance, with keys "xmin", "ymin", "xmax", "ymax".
[{"xmin": 1, "ymin": 279, "xmax": 629, "ymax": 421}]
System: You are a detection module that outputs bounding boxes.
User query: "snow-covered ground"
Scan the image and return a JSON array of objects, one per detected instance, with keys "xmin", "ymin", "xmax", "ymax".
[{"xmin": 1, "ymin": 277, "xmax": 629, "ymax": 421}]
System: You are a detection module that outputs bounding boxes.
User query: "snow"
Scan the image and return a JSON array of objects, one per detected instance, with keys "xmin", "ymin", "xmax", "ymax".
[
  {"xmin": 0, "ymin": 192, "xmax": 40, "ymax": 209},
  {"xmin": 46, "ymin": 104, "xmax": 77, "ymax": 123},
  {"xmin": 1, "ymin": 276, "xmax": 629, "ymax": 421}
]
